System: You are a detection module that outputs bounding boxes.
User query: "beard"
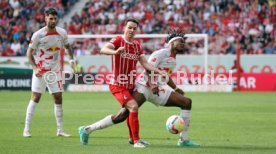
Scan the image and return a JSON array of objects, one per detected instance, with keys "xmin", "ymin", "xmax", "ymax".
[{"xmin": 48, "ymin": 23, "xmax": 56, "ymax": 29}]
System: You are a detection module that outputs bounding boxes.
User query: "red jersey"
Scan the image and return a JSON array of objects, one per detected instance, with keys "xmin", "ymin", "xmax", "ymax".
[{"xmin": 108, "ymin": 35, "xmax": 144, "ymax": 89}]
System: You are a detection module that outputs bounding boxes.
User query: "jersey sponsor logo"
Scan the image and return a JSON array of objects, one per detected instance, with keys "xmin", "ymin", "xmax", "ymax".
[{"xmin": 121, "ymin": 52, "xmax": 139, "ymax": 60}]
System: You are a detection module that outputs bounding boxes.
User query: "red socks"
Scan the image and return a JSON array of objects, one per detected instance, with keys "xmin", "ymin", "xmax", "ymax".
[
  {"xmin": 128, "ymin": 112, "xmax": 139, "ymax": 143},
  {"xmin": 126, "ymin": 116, "xmax": 133, "ymax": 140}
]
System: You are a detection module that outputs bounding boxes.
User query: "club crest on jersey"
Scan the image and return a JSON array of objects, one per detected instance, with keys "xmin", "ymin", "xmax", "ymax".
[
  {"xmin": 151, "ymin": 57, "xmax": 157, "ymax": 62},
  {"xmin": 123, "ymin": 95, "xmax": 128, "ymax": 100},
  {"xmin": 121, "ymin": 52, "xmax": 139, "ymax": 60}
]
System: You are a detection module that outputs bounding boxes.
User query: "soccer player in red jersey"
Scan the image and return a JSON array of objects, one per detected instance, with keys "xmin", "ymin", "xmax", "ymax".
[
  {"xmin": 79, "ymin": 30, "xmax": 200, "ymax": 147},
  {"xmin": 79, "ymin": 19, "xmax": 165, "ymax": 148}
]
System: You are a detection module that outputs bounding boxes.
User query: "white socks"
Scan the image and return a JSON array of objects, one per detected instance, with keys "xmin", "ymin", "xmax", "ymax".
[
  {"xmin": 24, "ymin": 101, "xmax": 64, "ymax": 132},
  {"xmin": 84, "ymin": 115, "xmax": 114, "ymax": 134},
  {"xmin": 55, "ymin": 104, "xmax": 63, "ymax": 131},
  {"xmin": 24, "ymin": 100, "xmax": 38, "ymax": 131},
  {"xmin": 180, "ymin": 110, "xmax": 191, "ymax": 141}
]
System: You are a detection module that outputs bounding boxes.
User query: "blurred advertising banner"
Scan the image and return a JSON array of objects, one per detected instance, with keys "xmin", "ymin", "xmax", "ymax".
[
  {"xmin": 65, "ymin": 73, "xmax": 276, "ymax": 92},
  {"xmin": 234, "ymin": 73, "xmax": 276, "ymax": 91},
  {"xmin": 0, "ymin": 72, "xmax": 275, "ymax": 91},
  {"xmin": 1, "ymin": 55, "xmax": 276, "ymax": 73},
  {"xmin": 1, "ymin": 56, "xmax": 276, "ymax": 91},
  {"xmin": 172, "ymin": 73, "xmax": 276, "ymax": 92},
  {"xmin": 0, "ymin": 74, "xmax": 32, "ymax": 90},
  {"xmin": 75, "ymin": 55, "xmax": 276, "ymax": 74}
]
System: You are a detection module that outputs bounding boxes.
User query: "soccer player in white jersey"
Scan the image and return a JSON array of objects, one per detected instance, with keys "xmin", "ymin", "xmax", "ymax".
[
  {"xmin": 78, "ymin": 30, "xmax": 200, "ymax": 147},
  {"xmin": 23, "ymin": 8, "xmax": 76, "ymax": 137}
]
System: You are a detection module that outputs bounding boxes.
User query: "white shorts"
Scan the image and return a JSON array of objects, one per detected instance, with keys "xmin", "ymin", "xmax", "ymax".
[
  {"xmin": 31, "ymin": 71, "xmax": 63, "ymax": 94},
  {"xmin": 134, "ymin": 83, "xmax": 173, "ymax": 106}
]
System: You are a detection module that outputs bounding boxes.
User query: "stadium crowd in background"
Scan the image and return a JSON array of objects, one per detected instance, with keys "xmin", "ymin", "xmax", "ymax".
[
  {"xmin": 0, "ymin": 0, "xmax": 78, "ymax": 56},
  {"xmin": 1, "ymin": 0, "xmax": 275, "ymax": 56}
]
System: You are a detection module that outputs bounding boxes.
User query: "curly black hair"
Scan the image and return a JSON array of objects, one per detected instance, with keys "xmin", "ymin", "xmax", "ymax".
[{"xmin": 166, "ymin": 29, "xmax": 187, "ymax": 43}]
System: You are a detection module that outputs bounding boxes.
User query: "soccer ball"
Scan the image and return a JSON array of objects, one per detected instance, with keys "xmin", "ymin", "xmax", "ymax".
[{"xmin": 165, "ymin": 115, "xmax": 185, "ymax": 134}]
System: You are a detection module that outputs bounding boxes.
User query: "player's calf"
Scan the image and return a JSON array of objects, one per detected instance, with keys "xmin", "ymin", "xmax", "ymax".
[
  {"xmin": 111, "ymin": 108, "xmax": 129, "ymax": 124},
  {"xmin": 166, "ymin": 92, "xmax": 192, "ymax": 110}
]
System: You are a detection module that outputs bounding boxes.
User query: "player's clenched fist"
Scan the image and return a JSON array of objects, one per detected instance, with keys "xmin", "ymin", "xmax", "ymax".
[
  {"xmin": 69, "ymin": 60, "xmax": 77, "ymax": 74},
  {"xmin": 34, "ymin": 67, "xmax": 42, "ymax": 77},
  {"xmin": 115, "ymin": 47, "xmax": 124, "ymax": 54}
]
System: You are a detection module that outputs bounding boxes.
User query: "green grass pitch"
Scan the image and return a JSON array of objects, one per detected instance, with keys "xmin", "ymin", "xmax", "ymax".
[{"xmin": 0, "ymin": 91, "xmax": 275, "ymax": 154}]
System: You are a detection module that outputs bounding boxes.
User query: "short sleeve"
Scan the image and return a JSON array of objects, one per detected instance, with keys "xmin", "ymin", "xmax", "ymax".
[
  {"xmin": 108, "ymin": 36, "xmax": 121, "ymax": 49},
  {"xmin": 147, "ymin": 52, "xmax": 164, "ymax": 68},
  {"xmin": 29, "ymin": 32, "xmax": 39, "ymax": 49}
]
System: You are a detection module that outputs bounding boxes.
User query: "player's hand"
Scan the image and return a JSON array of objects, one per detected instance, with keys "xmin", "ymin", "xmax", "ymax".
[
  {"xmin": 115, "ymin": 47, "xmax": 124, "ymax": 54},
  {"xmin": 34, "ymin": 67, "xmax": 42, "ymax": 77},
  {"xmin": 151, "ymin": 86, "xmax": 159, "ymax": 96},
  {"xmin": 69, "ymin": 60, "xmax": 77, "ymax": 74},
  {"xmin": 175, "ymin": 88, "xmax": 185, "ymax": 95}
]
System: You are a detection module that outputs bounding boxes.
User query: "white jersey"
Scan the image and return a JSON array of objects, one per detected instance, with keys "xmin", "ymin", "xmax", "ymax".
[
  {"xmin": 29, "ymin": 26, "xmax": 68, "ymax": 73},
  {"xmin": 137, "ymin": 48, "xmax": 176, "ymax": 86}
]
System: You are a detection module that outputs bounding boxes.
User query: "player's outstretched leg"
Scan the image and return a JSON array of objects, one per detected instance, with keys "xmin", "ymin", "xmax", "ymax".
[
  {"xmin": 80, "ymin": 117, "xmax": 112, "ymax": 145},
  {"xmin": 78, "ymin": 108, "xmax": 130, "ymax": 145},
  {"xmin": 166, "ymin": 92, "xmax": 200, "ymax": 147},
  {"xmin": 84, "ymin": 115, "xmax": 114, "ymax": 134}
]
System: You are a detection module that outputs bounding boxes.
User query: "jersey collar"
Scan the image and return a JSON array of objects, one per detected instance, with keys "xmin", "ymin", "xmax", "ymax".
[{"xmin": 122, "ymin": 35, "xmax": 134, "ymax": 44}]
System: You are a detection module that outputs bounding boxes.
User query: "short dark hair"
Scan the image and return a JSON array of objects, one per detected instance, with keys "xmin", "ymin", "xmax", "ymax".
[
  {"xmin": 166, "ymin": 29, "xmax": 187, "ymax": 43},
  {"xmin": 44, "ymin": 8, "xmax": 58, "ymax": 16},
  {"xmin": 125, "ymin": 18, "xmax": 139, "ymax": 26}
]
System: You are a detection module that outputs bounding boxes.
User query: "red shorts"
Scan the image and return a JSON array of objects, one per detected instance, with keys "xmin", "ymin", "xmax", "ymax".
[{"xmin": 109, "ymin": 85, "xmax": 134, "ymax": 106}]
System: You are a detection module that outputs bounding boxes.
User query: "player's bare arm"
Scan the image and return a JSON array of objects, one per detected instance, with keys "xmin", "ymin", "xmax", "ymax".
[
  {"xmin": 100, "ymin": 43, "xmax": 124, "ymax": 55},
  {"xmin": 64, "ymin": 43, "xmax": 76, "ymax": 73},
  {"xmin": 26, "ymin": 47, "xmax": 41, "ymax": 77},
  {"xmin": 167, "ymin": 77, "xmax": 184, "ymax": 95},
  {"xmin": 64, "ymin": 43, "xmax": 73, "ymax": 60},
  {"xmin": 139, "ymin": 55, "xmax": 166, "ymax": 76}
]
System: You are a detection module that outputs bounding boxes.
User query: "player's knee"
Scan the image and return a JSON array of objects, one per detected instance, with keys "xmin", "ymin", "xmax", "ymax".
[
  {"xmin": 186, "ymin": 98, "xmax": 192, "ymax": 110},
  {"xmin": 32, "ymin": 92, "xmax": 41, "ymax": 103},
  {"xmin": 52, "ymin": 93, "xmax": 62, "ymax": 104},
  {"xmin": 128, "ymin": 104, "xmax": 138, "ymax": 112},
  {"xmin": 181, "ymin": 97, "xmax": 192, "ymax": 110}
]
